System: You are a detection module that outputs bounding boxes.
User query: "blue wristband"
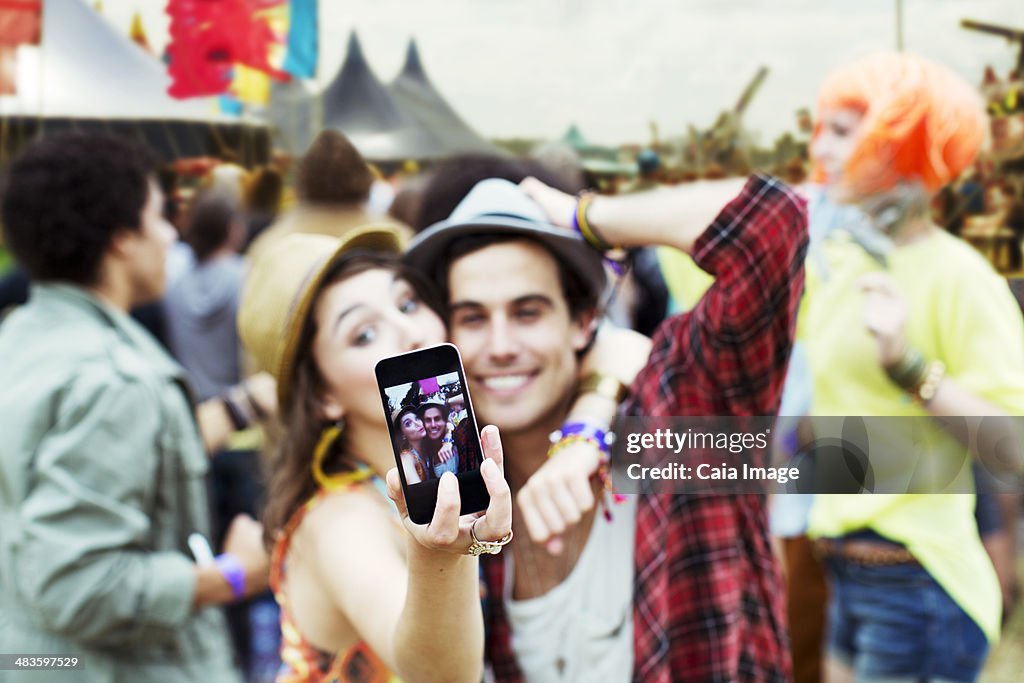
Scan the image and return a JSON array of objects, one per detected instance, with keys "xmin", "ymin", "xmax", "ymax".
[{"xmin": 214, "ymin": 553, "xmax": 246, "ymax": 600}]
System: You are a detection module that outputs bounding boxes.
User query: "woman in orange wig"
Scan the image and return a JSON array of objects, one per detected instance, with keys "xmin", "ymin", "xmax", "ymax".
[{"xmin": 804, "ymin": 52, "xmax": 1024, "ymax": 683}]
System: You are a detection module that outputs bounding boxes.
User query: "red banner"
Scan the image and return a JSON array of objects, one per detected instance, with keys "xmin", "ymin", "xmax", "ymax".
[
  {"xmin": 166, "ymin": 0, "xmax": 289, "ymax": 99},
  {"xmin": 0, "ymin": 0, "xmax": 40, "ymax": 95},
  {"xmin": 0, "ymin": 0, "xmax": 40, "ymax": 46}
]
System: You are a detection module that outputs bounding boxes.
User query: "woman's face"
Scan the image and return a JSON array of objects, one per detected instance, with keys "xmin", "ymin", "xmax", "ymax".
[
  {"xmin": 811, "ymin": 107, "xmax": 865, "ymax": 201},
  {"xmin": 398, "ymin": 411, "xmax": 426, "ymax": 444},
  {"xmin": 310, "ymin": 267, "xmax": 446, "ymax": 430}
]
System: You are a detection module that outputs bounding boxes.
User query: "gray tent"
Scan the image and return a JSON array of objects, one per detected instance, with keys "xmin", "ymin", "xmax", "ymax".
[
  {"xmin": 321, "ymin": 32, "xmax": 444, "ymax": 162},
  {"xmin": 388, "ymin": 39, "xmax": 499, "ymax": 156}
]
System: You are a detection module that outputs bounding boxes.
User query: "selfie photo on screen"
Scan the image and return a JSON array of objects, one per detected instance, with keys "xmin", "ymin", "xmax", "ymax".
[{"xmin": 385, "ymin": 372, "xmax": 482, "ymax": 487}]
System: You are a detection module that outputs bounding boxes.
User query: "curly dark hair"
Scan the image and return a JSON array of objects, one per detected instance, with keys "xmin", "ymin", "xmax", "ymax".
[
  {"xmin": 296, "ymin": 130, "xmax": 373, "ymax": 205},
  {"xmin": 1, "ymin": 132, "xmax": 156, "ymax": 286}
]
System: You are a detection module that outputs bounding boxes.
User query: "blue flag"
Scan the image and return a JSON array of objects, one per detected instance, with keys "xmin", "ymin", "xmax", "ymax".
[{"xmin": 282, "ymin": 0, "xmax": 317, "ymax": 79}]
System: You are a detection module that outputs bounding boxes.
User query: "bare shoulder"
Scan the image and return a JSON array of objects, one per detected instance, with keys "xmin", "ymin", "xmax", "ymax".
[{"xmin": 300, "ymin": 485, "xmax": 399, "ymax": 548}]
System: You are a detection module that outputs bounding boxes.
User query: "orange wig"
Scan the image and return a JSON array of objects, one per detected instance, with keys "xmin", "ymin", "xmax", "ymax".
[{"xmin": 811, "ymin": 52, "xmax": 987, "ymax": 198}]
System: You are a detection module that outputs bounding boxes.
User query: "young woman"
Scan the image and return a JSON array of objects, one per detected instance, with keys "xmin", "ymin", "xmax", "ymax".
[
  {"xmin": 238, "ymin": 228, "xmax": 513, "ymax": 683},
  {"xmin": 803, "ymin": 52, "xmax": 1024, "ymax": 683},
  {"xmin": 393, "ymin": 406, "xmax": 430, "ymax": 484}
]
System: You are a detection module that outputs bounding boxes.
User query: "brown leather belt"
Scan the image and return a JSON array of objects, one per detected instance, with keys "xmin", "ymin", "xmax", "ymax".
[{"xmin": 813, "ymin": 538, "xmax": 918, "ymax": 566}]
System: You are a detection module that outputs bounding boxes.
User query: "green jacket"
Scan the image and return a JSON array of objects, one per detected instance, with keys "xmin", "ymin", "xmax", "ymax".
[{"xmin": 0, "ymin": 284, "xmax": 238, "ymax": 682}]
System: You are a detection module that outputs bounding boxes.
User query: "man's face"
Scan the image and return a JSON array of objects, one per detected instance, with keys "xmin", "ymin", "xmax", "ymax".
[
  {"xmin": 422, "ymin": 406, "xmax": 447, "ymax": 440},
  {"xmin": 122, "ymin": 179, "xmax": 176, "ymax": 305},
  {"xmin": 448, "ymin": 240, "xmax": 593, "ymax": 435}
]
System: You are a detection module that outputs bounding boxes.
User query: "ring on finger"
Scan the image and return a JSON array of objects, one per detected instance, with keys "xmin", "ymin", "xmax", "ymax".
[{"xmin": 466, "ymin": 518, "xmax": 513, "ymax": 556}]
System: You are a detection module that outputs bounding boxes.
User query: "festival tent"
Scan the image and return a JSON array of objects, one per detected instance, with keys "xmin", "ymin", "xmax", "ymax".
[
  {"xmin": 0, "ymin": 0, "xmax": 269, "ymax": 164},
  {"xmin": 320, "ymin": 31, "xmax": 445, "ymax": 162},
  {"xmin": 560, "ymin": 123, "xmax": 632, "ymax": 175},
  {"xmin": 388, "ymin": 39, "xmax": 500, "ymax": 156},
  {"xmin": 563, "ymin": 124, "xmax": 589, "ymax": 151}
]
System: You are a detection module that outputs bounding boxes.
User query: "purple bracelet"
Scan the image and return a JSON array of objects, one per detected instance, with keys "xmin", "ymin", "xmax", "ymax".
[
  {"xmin": 549, "ymin": 421, "xmax": 614, "ymax": 456},
  {"xmin": 214, "ymin": 553, "xmax": 246, "ymax": 600}
]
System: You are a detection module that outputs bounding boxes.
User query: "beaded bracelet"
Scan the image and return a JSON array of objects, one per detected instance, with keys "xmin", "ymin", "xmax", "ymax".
[
  {"xmin": 548, "ymin": 422, "xmax": 625, "ymax": 520},
  {"xmin": 547, "ymin": 433, "xmax": 603, "ymax": 460},
  {"xmin": 547, "ymin": 421, "xmax": 614, "ymax": 458},
  {"xmin": 885, "ymin": 348, "xmax": 927, "ymax": 391},
  {"xmin": 913, "ymin": 360, "xmax": 946, "ymax": 404}
]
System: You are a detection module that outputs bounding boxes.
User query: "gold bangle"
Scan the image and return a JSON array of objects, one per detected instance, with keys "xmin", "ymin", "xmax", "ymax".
[
  {"xmin": 914, "ymin": 360, "xmax": 946, "ymax": 404},
  {"xmin": 576, "ymin": 193, "xmax": 614, "ymax": 251},
  {"xmin": 578, "ymin": 372, "xmax": 628, "ymax": 403}
]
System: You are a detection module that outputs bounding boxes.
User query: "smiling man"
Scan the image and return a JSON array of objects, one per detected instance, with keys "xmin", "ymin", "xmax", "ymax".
[
  {"xmin": 408, "ymin": 172, "xmax": 808, "ymax": 682},
  {"xmin": 406, "ymin": 179, "xmax": 636, "ymax": 682}
]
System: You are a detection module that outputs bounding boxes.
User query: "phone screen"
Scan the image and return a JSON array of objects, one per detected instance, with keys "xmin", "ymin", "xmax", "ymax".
[{"xmin": 376, "ymin": 344, "xmax": 488, "ymax": 524}]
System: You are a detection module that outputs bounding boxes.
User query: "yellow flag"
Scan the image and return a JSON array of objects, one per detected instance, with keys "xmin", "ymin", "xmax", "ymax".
[
  {"xmin": 130, "ymin": 12, "xmax": 152, "ymax": 54},
  {"xmin": 230, "ymin": 64, "xmax": 271, "ymax": 105}
]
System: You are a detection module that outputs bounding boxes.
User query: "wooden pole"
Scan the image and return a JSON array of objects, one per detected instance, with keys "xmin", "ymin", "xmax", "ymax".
[{"xmin": 896, "ymin": 0, "xmax": 904, "ymax": 51}]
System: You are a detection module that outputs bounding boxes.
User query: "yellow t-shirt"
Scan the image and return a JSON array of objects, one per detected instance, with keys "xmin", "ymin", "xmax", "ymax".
[
  {"xmin": 805, "ymin": 229, "xmax": 1024, "ymax": 643},
  {"xmin": 656, "ymin": 246, "xmax": 714, "ymax": 313}
]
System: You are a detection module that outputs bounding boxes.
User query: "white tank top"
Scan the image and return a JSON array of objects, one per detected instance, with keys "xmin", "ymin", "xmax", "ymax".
[{"xmin": 503, "ymin": 496, "xmax": 637, "ymax": 682}]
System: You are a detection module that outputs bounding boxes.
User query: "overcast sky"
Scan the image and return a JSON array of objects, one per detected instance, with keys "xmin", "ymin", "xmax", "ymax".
[{"xmin": 100, "ymin": 0, "xmax": 1024, "ymax": 146}]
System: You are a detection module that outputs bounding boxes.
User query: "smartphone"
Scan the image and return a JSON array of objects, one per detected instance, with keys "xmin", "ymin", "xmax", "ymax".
[{"xmin": 375, "ymin": 343, "xmax": 488, "ymax": 525}]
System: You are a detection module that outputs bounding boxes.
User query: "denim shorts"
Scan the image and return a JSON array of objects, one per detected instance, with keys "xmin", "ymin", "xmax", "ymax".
[{"xmin": 824, "ymin": 556, "xmax": 989, "ymax": 682}]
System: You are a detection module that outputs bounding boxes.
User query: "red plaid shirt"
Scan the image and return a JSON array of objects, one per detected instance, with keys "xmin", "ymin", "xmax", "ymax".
[{"xmin": 483, "ymin": 175, "xmax": 808, "ymax": 682}]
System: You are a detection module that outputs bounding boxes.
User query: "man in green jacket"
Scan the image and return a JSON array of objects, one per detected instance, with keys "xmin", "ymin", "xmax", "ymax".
[{"xmin": 0, "ymin": 133, "xmax": 266, "ymax": 682}]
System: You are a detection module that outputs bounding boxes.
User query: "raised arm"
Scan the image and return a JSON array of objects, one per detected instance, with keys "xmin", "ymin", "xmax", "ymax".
[
  {"xmin": 521, "ymin": 176, "xmax": 748, "ymax": 254},
  {"xmin": 522, "ymin": 174, "xmax": 809, "ymax": 415},
  {"xmin": 516, "ymin": 324, "xmax": 651, "ymax": 551},
  {"xmin": 306, "ymin": 426, "xmax": 512, "ymax": 683}
]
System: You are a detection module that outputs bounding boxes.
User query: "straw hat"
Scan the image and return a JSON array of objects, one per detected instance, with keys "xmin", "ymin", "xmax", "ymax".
[
  {"xmin": 391, "ymin": 404, "xmax": 419, "ymax": 430},
  {"xmin": 416, "ymin": 392, "xmax": 448, "ymax": 419},
  {"xmin": 238, "ymin": 226, "xmax": 403, "ymax": 410}
]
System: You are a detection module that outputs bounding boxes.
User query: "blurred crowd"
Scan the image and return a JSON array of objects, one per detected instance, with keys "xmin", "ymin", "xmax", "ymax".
[{"xmin": 1, "ymin": 50, "xmax": 1024, "ymax": 683}]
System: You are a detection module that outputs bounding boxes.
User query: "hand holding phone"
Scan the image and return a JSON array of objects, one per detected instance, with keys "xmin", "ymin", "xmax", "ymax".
[
  {"xmin": 376, "ymin": 343, "xmax": 490, "ymax": 524},
  {"xmin": 384, "ymin": 425, "xmax": 512, "ymax": 555}
]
